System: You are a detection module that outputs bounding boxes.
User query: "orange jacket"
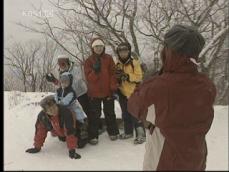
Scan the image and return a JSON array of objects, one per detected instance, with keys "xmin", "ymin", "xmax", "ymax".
[{"xmin": 34, "ymin": 106, "xmax": 77, "ymax": 150}]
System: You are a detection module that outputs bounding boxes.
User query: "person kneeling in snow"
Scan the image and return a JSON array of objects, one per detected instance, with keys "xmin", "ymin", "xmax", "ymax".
[
  {"xmin": 54, "ymin": 72, "xmax": 88, "ymax": 148},
  {"xmin": 25, "ymin": 95, "xmax": 81, "ymax": 159}
]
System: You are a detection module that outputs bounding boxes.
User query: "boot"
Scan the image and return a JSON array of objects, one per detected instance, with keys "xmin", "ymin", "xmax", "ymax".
[
  {"xmin": 119, "ymin": 133, "xmax": 133, "ymax": 139},
  {"xmin": 134, "ymin": 127, "xmax": 146, "ymax": 144},
  {"xmin": 88, "ymin": 138, "xmax": 98, "ymax": 145},
  {"xmin": 109, "ymin": 135, "xmax": 119, "ymax": 141}
]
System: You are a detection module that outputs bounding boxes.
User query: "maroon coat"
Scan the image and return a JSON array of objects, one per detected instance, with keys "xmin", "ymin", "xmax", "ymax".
[
  {"xmin": 128, "ymin": 48, "xmax": 216, "ymax": 170},
  {"xmin": 84, "ymin": 39, "xmax": 118, "ymax": 98}
]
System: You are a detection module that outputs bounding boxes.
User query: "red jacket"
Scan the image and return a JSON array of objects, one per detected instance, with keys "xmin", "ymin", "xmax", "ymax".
[
  {"xmin": 33, "ymin": 106, "xmax": 77, "ymax": 150},
  {"xmin": 128, "ymin": 49, "xmax": 216, "ymax": 170},
  {"xmin": 84, "ymin": 40, "xmax": 118, "ymax": 98}
]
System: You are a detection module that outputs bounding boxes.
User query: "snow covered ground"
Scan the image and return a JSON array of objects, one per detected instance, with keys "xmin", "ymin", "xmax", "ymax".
[{"xmin": 4, "ymin": 91, "xmax": 228, "ymax": 171}]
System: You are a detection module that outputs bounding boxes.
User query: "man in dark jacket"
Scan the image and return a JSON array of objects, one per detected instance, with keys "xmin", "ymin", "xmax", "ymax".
[
  {"xmin": 84, "ymin": 38, "xmax": 120, "ymax": 144},
  {"xmin": 128, "ymin": 24, "xmax": 216, "ymax": 170},
  {"xmin": 25, "ymin": 95, "xmax": 81, "ymax": 159}
]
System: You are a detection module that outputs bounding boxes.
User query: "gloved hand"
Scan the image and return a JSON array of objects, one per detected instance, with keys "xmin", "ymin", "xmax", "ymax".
[
  {"xmin": 45, "ymin": 73, "xmax": 57, "ymax": 83},
  {"xmin": 69, "ymin": 149, "xmax": 81, "ymax": 159},
  {"xmin": 58, "ymin": 136, "xmax": 66, "ymax": 142},
  {"xmin": 115, "ymin": 68, "xmax": 125, "ymax": 84},
  {"xmin": 92, "ymin": 58, "xmax": 101, "ymax": 73},
  {"xmin": 120, "ymin": 73, "xmax": 129, "ymax": 81},
  {"xmin": 112, "ymin": 92, "xmax": 119, "ymax": 100},
  {"xmin": 25, "ymin": 147, "xmax": 41, "ymax": 153}
]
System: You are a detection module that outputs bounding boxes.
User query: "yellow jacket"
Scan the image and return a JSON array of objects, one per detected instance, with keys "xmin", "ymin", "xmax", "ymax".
[{"xmin": 116, "ymin": 58, "xmax": 143, "ymax": 98}]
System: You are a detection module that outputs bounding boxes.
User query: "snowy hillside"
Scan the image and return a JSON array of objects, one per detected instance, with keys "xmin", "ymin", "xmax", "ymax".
[{"xmin": 4, "ymin": 91, "xmax": 228, "ymax": 171}]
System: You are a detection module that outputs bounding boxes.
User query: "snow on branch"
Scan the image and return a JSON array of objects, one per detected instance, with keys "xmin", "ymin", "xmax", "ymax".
[{"xmin": 199, "ymin": 26, "xmax": 229, "ymax": 68}]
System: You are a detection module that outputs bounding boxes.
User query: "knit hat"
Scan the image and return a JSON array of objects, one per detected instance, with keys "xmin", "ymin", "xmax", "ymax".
[
  {"xmin": 40, "ymin": 95, "xmax": 56, "ymax": 110},
  {"xmin": 59, "ymin": 72, "xmax": 73, "ymax": 85},
  {"xmin": 92, "ymin": 39, "xmax": 105, "ymax": 48},
  {"xmin": 116, "ymin": 42, "xmax": 132, "ymax": 63},
  {"xmin": 58, "ymin": 54, "xmax": 68, "ymax": 59},
  {"xmin": 57, "ymin": 54, "xmax": 70, "ymax": 67},
  {"xmin": 164, "ymin": 24, "xmax": 205, "ymax": 57},
  {"xmin": 116, "ymin": 42, "xmax": 131, "ymax": 52}
]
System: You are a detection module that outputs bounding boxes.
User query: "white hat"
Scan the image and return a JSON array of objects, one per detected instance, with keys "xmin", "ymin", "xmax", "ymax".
[
  {"xmin": 92, "ymin": 39, "xmax": 105, "ymax": 48},
  {"xmin": 57, "ymin": 54, "xmax": 69, "ymax": 59}
]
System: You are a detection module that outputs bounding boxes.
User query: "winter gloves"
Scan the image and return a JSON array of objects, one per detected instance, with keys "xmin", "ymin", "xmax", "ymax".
[
  {"xmin": 25, "ymin": 147, "xmax": 81, "ymax": 159},
  {"xmin": 45, "ymin": 73, "xmax": 58, "ymax": 83},
  {"xmin": 25, "ymin": 147, "xmax": 41, "ymax": 153},
  {"xmin": 69, "ymin": 149, "xmax": 81, "ymax": 159},
  {"xmin": 115, "ymin": 69, "xmax": 129, "ymax": 83},
  {"xmin": 120, "ymin": 73, "xmax": 129, "ymax": 81},
  {"xmin": 92, "ymin": 57, "xmax": 101, "ymax": 73},
  {"xmin": 115, "ymin": 64, "xmax": 130, "ymax": 83}
]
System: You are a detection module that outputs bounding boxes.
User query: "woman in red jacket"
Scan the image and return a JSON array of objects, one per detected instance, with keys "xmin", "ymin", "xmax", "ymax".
[
  {"xmin": 128, "ymin": 25, "xmax": 216, "ymax": 170},
  {"xmin": 25, "ymin": 95, "xmax": 81, "ymax": 159},
  {"xmin": 84, "ymin": 38, "xmax": 120, "ymax": 145}
]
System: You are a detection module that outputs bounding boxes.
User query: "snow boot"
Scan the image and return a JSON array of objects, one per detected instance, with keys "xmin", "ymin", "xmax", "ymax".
[
  {"xmin": 134, "ymin": 127, "xmax": 146, "ymax": 144},
  {"xmin": 119, "ymin": 133, "xmax": 133, "ymax": 140},
  {"xmin": 109, "ymin": 135, "xmax": 119, "ymax": 141},
  {"xmin": 88, "ymin": 138, "xmax": 98, "ymax": 145}
]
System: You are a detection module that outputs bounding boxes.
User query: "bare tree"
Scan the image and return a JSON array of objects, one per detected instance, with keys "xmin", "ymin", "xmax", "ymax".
[
  {"xmin": 5, "ymin": 42, "xmax": 31, "ymax": 92},
  {"xmin": 15, "ymin": 0, "xmax": 228, "ymax": 104},
  {"xmin": 4, "ymin": 37, "xmax": 59, "ymax": 92},
  {"xmin": 36, "ymin": 36, "xmax": 59, "ymax": 92}
]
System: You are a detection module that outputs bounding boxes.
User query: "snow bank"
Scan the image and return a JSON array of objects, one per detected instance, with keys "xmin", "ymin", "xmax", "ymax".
[{"xmin": 4, "ymin": 91, "xmax": 228, "ymax": 170}]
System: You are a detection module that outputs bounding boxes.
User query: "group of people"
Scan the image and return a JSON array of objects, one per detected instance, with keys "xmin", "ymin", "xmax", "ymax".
[
  {"xmin": 26, "ymin": 37, "xmax": 146, "ymax": 159},
  {"xmin": 25, "ymin": 24, "xmax": 216, "ymax": 171}
]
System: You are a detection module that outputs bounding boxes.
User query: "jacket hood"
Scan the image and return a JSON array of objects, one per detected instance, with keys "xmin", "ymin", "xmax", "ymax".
[
  {"xmin": 116, "ymin": 42, "xmax": 132, "ymax": 63},
  {"xmin": 162, "ymin": 47, "xmax": 198, "ymax": 74}
]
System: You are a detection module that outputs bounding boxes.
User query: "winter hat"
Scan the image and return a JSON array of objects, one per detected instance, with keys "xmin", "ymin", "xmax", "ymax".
[
  {"xmin": 116, "ymin": 42, "xmax": 132, "ymax": 63},
  {"xmin": 58, "ymin": 54, "xmax": 68, "ymax": 59},
  {"xmin": 92, "ymin": 39, "xmax": 105, "ymax": 48},
  {"xmin": 40, "ymin": 95, "xmax": 56, "ymax": 110},
  {"xmin": 59, "ymin": 72, "xmax": 73, "ymax": 85},
  {"xmin": 116, "ymin": 42, "xmax": 131, "ymax": 52},
  {"xmin": 164, "ymin": 24, "xmax": 205, "ymax": 58},
  {"xmin": 57, "ymin": 54, "xmax": 70, "ymax": 66}
]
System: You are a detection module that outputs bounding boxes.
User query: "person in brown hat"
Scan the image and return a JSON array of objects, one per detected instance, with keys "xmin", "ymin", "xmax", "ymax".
[
  {"xmin": 25, "ymin": 95, "xmax": 81, "ymax": 159},
  {"xmin": 128, "ymin": 24, "xmax": 216, "ymax": 170}
]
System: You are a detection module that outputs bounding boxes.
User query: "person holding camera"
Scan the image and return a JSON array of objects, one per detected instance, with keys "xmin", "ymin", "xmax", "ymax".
[{"xmin": 115, "ymin": 42, "xmax": 146, "ymax": 144}]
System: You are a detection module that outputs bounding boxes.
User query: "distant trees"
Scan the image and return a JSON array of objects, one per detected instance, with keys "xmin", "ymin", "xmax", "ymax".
[{"xmin": 4, "ymin": 36, "xmax": 59, "ymax": 92}]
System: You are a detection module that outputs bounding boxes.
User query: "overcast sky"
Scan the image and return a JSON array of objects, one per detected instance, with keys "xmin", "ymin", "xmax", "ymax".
[{"xmin": 4, "ymin": 0, "xmax": 56, "ymax": 44}]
